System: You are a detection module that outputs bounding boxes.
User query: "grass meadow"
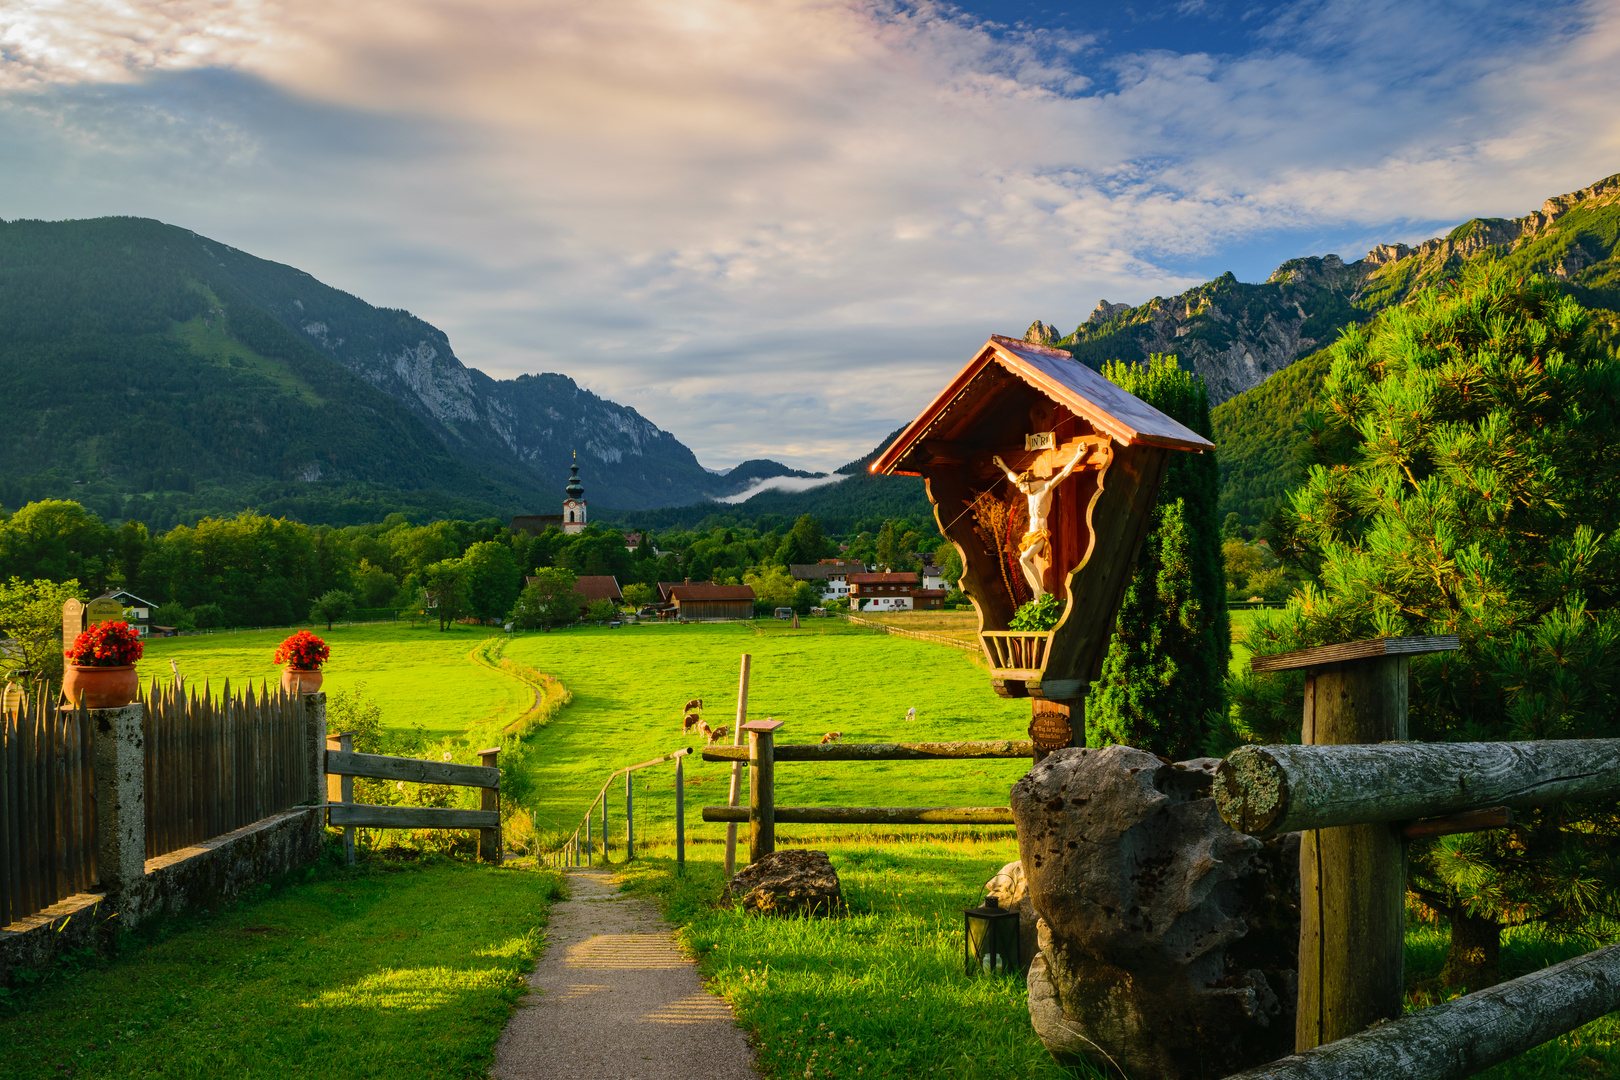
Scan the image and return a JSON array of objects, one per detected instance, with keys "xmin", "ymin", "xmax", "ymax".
[
  {"xmin": 114, "ymin": 614, "xmax": 1620, "ymax": 1079},
  {"xmin": 0, "ymin": 852, "xmax": 563, "ymax": 1080}
]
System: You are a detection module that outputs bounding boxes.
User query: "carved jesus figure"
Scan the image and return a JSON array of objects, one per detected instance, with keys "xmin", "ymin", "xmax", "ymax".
[{"xmin": 993, "ymin": 442, "xmax": 1089, "ymax": 602}]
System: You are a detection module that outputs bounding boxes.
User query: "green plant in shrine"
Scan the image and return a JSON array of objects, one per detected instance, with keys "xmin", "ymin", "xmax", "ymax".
[{"xmin": 1231, "ymin": 259, "xmax": 1620, "ymax": 989}]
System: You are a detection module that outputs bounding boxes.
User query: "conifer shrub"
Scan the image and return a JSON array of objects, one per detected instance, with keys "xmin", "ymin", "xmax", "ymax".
[
  {"xmin": 1087, "ymin": 354, "xmax": 1228, "ymax": 760},
  {"xmin": 1231, "ymin": 261, "xmax": 1620, "ymax": 988}
]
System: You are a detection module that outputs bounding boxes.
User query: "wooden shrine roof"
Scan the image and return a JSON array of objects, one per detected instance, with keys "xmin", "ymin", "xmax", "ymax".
[{"xmin": 871, "ymin": 335, "xmax": 1214, "ymax": 476}]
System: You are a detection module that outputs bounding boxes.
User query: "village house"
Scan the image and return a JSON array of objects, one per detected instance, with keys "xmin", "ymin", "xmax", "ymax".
[
  {"xmin": 848, "ymin": 571, "xmax": 921, "ymax": 611},
  {"xmin": 668, "ymin": 583, "xmax": 756, "ymax": 620},
  {"xmin": 100, "ymin": 589, "xmax": 161, "ymax": 636},
  {"xmin": 920, "ymin": 564, "xmax": 947, "ymax": 591},
  {"xmin": 788, "ymin": 559, "xmax": 865, "ymax": 602}
]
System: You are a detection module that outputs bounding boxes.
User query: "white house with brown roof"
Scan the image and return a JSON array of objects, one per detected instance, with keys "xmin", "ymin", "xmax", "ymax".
[
  {"xmin": 788, "ymin": 560, "xmax": 865, "ymax": 602},
  {"xmin": 848, "ymin": 571, "xmax": 921, "ymax": 611}
]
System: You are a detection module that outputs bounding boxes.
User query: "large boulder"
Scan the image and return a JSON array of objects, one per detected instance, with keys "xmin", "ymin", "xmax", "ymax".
[
  {"xmin": 1011, "ymin": 745, "xmax": 1299, "ymax": 1079},
  {"xmin": 983, "ymin": 860, "xmax": 1040, "ymax": 970},
  {"xmin": 723, "ymin": 849, "xmax": 841, "ymax": 915}
]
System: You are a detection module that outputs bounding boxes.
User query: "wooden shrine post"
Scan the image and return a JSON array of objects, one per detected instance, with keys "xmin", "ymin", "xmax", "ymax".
[
  {"xmin": 869, "ymin": 335, "xmax": 1211, "ymax": 762},
  {"xmin": 1250, "ymin": 634, "xmax": 1460, "ymax": 1052}
]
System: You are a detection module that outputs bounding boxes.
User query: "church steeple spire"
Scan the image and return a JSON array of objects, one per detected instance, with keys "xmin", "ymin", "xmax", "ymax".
[{"xmin": 562, "ymin": 451, "xmax": 587, "ymax": 533}]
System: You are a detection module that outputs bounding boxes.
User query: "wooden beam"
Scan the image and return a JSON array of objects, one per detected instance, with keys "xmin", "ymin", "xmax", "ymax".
[
  {"xmin": 325, "ymin": 749, "xmax": 499, "ymax": 789},
  {"xmin": 327, "ymin": 803, "xmax": 499, "ymax": 829},
  {"xmin": 1214, "ymin": 738, "xmax": 1620, "ymax": 837},
  {"xmin": 701, "ymin": 739, "xmax": 1033, "ymax": 763},
  {"xmin": 702, "ymin": 805, "xmax": 1015, "ymax": 825},
  {"xmin": 1401, "ymin": 806, "xmax": 1512, "ymax": 840},
  {"xmin": 1250, "ymin": 635, "xmax": 1460, "ymax": 673},
  {"xmin": 1222, "ymin": 944, "xmax": 1620, "ymax": 1080}
]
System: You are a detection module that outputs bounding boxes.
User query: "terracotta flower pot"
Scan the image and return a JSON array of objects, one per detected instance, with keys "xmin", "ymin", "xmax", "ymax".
[
  {"xmin": 62, "ymin": 665, "xmax": 139, "ymax": 709},
  {"xmin": 281, "ymin": 667, "xmax": 324, "ymax": 694}
]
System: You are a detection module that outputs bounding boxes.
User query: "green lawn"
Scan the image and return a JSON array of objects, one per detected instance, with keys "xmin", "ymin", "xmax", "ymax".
[
  {"xmin": 137, "ymin": 623, "xmax": 527, "ymax": 742},
  {"xmin": 501, "ymin": 620, "xmax": 1030, "ymax": 844},
  {"xmin": 0, "ymin": 852, "xmax": 562, "ymax": 1080}
]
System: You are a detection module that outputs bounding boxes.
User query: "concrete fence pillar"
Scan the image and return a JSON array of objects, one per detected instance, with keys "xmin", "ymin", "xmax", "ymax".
[
  {"xmin": 302, "ymin": 692, "xmax": 328, "ymax": 810},
  {"xmin": 91, "ymin": 704, "xmax": 146, "ymax": 898}
]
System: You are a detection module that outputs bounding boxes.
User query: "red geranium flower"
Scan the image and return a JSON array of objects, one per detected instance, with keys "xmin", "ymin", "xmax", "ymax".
[
  {"xmin": 65, "ymin": 621, "xmax": 144, "ymax": 667},
  {"xmin": 274, "ymin": 630, "xmax": 330, "ymax": 669}
]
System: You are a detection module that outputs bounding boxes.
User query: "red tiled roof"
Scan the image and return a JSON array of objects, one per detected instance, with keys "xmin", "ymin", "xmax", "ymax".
[
  {"xmin": 575, "ymin": 576, "xmax": 623, "ymax": 602},
  {"xmin": 848, "ymin": 572, "xmax": 919, "ymax": 585},
  {"xmin": 670, "ymin": 584, "xmax": 756, "ymax": 602}
]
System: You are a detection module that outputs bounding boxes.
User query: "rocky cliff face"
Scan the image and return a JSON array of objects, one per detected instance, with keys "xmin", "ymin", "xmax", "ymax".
[
  {"xmin": 206, "ymin": 244, "xmax": 778, "ymax": 510},
  {"xmin": 1037, "ymin": 172, "xmax": 1620, "ymax": 405}
]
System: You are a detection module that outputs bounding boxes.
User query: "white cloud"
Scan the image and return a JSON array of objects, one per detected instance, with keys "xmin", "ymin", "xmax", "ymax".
[{"xmin": 1, "ymin": 0, "xmax": 1618, "ymax": 470}]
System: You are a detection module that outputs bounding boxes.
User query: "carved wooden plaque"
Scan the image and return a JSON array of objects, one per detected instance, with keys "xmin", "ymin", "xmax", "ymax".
[
  {"xmin": 62, "ymin": 598, "xmax": 86, "ymax": 648},
  {"xmin": 1029, "ymin": 710, "xmax": 1073, "ymax": 751},
  {"xmin": 85, "ymin": 597, "xmax": 125, "ymax": 626}
]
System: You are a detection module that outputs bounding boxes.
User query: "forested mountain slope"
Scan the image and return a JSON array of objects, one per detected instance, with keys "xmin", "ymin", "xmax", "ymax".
[
  {"xmin": 0, "ymin": 217, "xmax": 791, "ymax": 527},
  {"xmin": 1030, "ymin": 172, "xmax": 1620, "ymax": 412},
  {"xmin": 1030, "ymin": 172, "xmax": 1620, "ymax": 525}
]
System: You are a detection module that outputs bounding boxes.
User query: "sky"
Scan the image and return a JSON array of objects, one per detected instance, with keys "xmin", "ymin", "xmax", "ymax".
[{"xmin": 2, "ymin": 0, "xmax": 1618, "ymax": 473}]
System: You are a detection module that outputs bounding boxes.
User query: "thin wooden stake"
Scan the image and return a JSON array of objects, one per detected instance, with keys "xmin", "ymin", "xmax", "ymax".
[{"xmin": 724, "ymin": 653, "xmax": 750, "ymax": 878}]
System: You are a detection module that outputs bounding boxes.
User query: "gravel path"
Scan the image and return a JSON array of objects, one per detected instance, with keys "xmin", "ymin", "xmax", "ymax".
[{"xmin": 492, "ymin": 868, "xmax": 757, "ymax": 1080}]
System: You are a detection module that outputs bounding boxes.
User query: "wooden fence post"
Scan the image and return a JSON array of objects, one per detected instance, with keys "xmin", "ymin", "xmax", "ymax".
[
  {"xmin": 585, "ymin": 807, "xmax": 592, "ymax": 867},
  {"xmin": 601, "ymin": 790, "xmax": 609, "ymax": 864},
  {"xmin": 675, "ymin": 754, "xmax": 686, "ymax": 875},
  {"xmin": 724, "ymin": 653, "xmax": 751, "ymax": 878},
  {"xmin": 625, "ymin": 769, "xmax": 634, "ymax": 861},
  {"xmin": 1250, "ymin": 635, "xmax": 1458, "ymax": 1052},
  {"xmin": 326, "ymin": 731, "xmax": 357, "ymax": 865},
  {"xmin": 743, "ymin": 719, "xmax": 783, "ymax": 865},
  {"xmin": 478, "ymin": 747, "xmax": 500, "ymax": 864},
  {"xmin": 91, "ymin": 702, "xmax": 146, "ymax": 906}
]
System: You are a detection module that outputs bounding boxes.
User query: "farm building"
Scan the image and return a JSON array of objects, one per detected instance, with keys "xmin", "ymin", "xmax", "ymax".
[
  {"xmin": 849, "ymin": 571, "xmax": 921, "ymax": 611},
  {"xmin": 668, "ymin": 583, "xmax": 756, "ymax": 620},
  {"xmin": 574, "ymin": 575, "xmax": 623, "ymax": 612},
  {"xmin": 911, "ymin": 588, "xmax": 948, "ymax": 610},
  {"xmin": 98, "ymin": 589, "xmax": 160, "ymax": 636}
]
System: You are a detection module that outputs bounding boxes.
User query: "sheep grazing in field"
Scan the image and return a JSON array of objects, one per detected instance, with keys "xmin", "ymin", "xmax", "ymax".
[
  {"xmin": 905, "ymin": 707, "xmax": 917, "ymax": 722},
  {"xmin": 820, "ymin": 731, "xmax": 842, "ymax": 744},
  {"xmin": 683, "ymin": 697, "xmax": 703, "ymax": 713},
  {"xmin": 682, "ymin": 712, "xmax": 701, "ymax": 733},
  {"xmin": 705, "ymin": 724, "xmax": 730, "ymax": 745}
]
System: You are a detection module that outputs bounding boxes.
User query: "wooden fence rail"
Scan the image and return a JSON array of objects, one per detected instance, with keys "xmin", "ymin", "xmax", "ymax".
[
  {"xmin": 1214, "ymin": 738, "xmax": 1620, "ymax": 836},
  {"xmin": 1224, "ymin": 944, "xmax": 1620, "ymax": 1080},
  {"xmin": 142, "ymin": 678, "xmax": 309, "ymax": 861},
  {"xmin": 1, "ymin": 688, "xmax": 96, "ymax": 926},
  {"xmin": 324, "ymin": 741, "xmax": 501, "ymax": 864},
  {"xmin": 703, "ymin": 728, "xmax": 1022, "ymax": 866}
]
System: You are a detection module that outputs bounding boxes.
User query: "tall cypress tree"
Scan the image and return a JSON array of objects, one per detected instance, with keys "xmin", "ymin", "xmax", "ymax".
[{"xmin": 1087, "ymin": 354, "xmax": 1228, "ymax": 760}]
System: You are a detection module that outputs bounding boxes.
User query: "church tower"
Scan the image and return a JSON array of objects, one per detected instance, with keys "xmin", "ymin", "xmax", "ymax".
[{"xmin": 562, "ymin": 453, "xmax": 587, "ymax": 534}]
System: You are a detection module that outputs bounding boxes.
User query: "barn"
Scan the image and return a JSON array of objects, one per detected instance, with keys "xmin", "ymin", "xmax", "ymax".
[{"xmin": 668, "ymin": 583, "xmax": 756, "ymax": 620}]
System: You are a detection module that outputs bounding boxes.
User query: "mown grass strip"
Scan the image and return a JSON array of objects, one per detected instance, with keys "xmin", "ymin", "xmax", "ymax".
[{"xmin": 0, "ymin": 852, "xmax": 563, "ymax": 1080}]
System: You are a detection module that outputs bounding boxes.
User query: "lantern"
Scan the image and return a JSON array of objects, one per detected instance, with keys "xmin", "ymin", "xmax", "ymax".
[{"xmin": 963, "ymin": 895, "xmax": 1021, "ymax": 975}]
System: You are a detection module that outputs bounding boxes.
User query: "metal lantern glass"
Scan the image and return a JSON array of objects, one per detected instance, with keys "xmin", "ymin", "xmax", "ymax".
[{"xmin": 964, "ymin": 895, "xmax": 1021, "ymax": 975}]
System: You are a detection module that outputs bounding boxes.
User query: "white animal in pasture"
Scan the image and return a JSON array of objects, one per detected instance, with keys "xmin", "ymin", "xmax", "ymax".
[{"xmin": 905, "ymin": 707, "xmax": 917, "ymax": 722}]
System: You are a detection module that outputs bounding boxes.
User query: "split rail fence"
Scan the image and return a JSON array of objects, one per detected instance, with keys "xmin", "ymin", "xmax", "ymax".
[
  {"xmin": 323, "ymin": 734, "xmax": 503, "ymax": 864},
  {"xmin": 1212, "ymin": 635, "xmax": 1620, "ymax": 1079},
  {"xmin": 701, "ymin": 722, "xmax": 1027, "ymax": 865},
  {"xmin": 545, "ymin": 747, "xmax": 692, "ymax": 870}
]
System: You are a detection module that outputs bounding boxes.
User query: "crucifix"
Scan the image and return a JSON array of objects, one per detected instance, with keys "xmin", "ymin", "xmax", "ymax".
[{"xmin": 992, "ymin": 440, "xmax": 1090, "ymax": 602}]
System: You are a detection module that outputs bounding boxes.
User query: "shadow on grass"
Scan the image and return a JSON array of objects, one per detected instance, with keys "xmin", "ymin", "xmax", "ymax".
[{"xmin": 0, "ymin": 844, "xmax": 563, "ymax": 1080}]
